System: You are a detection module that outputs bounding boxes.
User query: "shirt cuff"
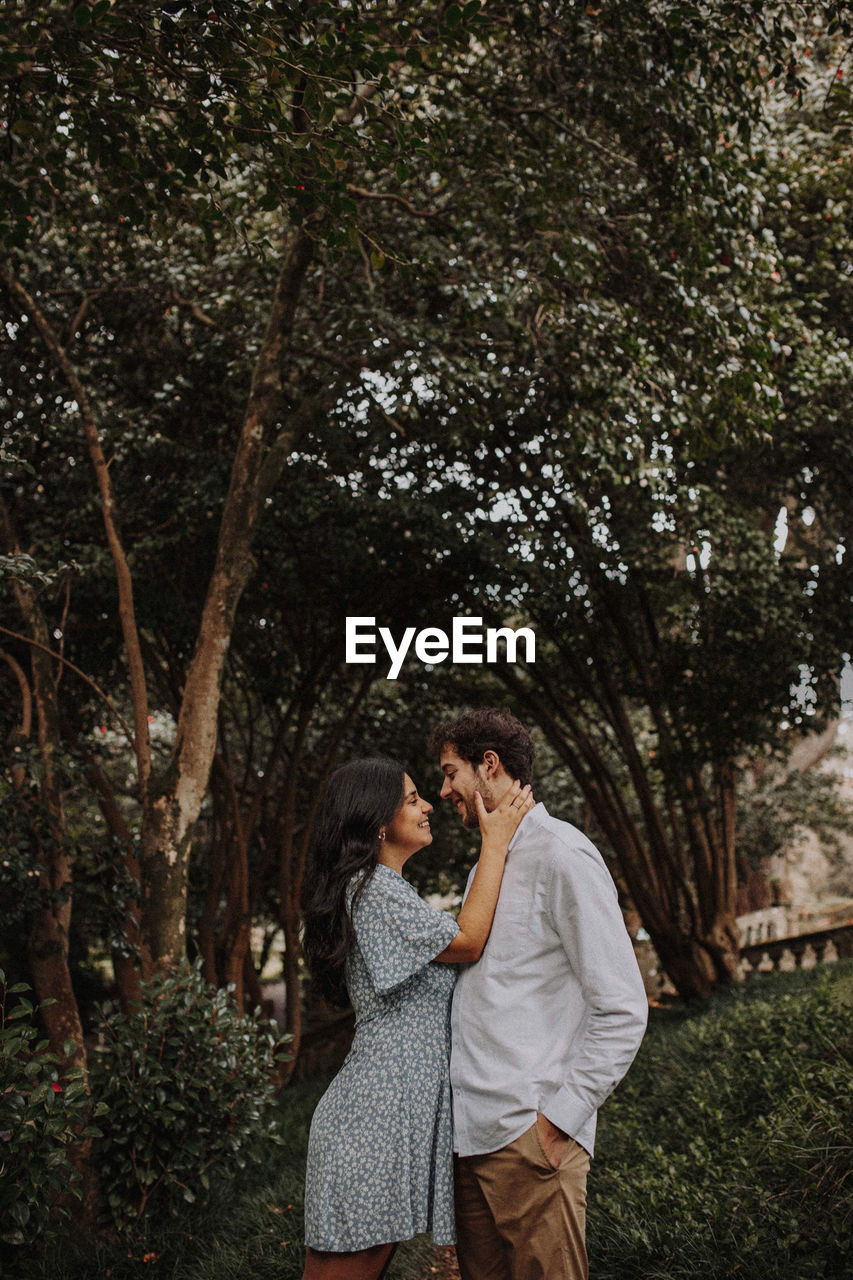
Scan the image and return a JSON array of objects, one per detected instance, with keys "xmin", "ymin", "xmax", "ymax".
[{"xmin": 540, "ymin": 1083, "xmax": 612, "ymax": 1143}]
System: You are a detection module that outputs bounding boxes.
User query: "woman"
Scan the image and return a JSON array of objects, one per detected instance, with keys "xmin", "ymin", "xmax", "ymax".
[{"xmin": 301, "ymin": 757, "xmax": 533, "ymax": 1280}]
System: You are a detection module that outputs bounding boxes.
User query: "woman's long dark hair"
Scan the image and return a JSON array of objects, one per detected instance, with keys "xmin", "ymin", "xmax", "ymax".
[{"xmin": 301, "ymin": 757, "xmax": 406, "ymax": 1006}]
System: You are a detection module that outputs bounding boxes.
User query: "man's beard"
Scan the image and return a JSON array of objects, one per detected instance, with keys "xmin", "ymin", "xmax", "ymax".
[
  {"xmin": 461, "ymin": 797, "xmax": 479, "ymax": 830},
  {"xmin": 461, "ymin": 780, "xmax": 492, "ymax": 830}
]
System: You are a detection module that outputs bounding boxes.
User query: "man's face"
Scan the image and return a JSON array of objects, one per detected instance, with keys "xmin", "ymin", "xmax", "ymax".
[{"xmin": 438, "ymin": 745, "xmax": 491, "ymax": 830}]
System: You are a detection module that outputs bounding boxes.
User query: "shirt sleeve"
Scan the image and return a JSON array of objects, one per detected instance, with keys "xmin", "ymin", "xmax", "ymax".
[
  {"xmin": 353, "ymin": 869, "xmax": 460, "ymax": 995},
  {"xmin": 540, "ymin": 840, "xmax": 648, "ymax": 1142}
]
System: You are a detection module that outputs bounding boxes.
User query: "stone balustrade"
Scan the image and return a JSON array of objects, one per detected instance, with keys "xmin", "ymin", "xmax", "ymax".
[{"xmin": 739, "ymin": 922, "xmax": 853, "ymax": 977}]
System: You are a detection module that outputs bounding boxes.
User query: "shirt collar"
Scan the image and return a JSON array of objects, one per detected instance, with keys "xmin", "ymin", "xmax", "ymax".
[{"xmin": 508, "ymin": 801, "xmax": 548, "ymax": 854}]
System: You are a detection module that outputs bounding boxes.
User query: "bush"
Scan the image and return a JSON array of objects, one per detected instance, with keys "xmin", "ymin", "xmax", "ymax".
[
  {"xmin": 23, "ymin": 964, "xmax": 851, "ymax": 1280},
  {"xmin": 589, "ymin": 965, "xmax": 853, "ymax": 1279},
  {"xmin": 0, "ymin": 974, "xmax": 97, "ymax": 1251},
  {"xmin": 88, "ymin": 959, "xmax": 289, "ymax": 1230}
]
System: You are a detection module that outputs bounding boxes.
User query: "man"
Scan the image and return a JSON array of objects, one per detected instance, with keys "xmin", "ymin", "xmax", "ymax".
[{"xmin": 430, "ymin": 707, "xmax": 648, "ymax": 1280}]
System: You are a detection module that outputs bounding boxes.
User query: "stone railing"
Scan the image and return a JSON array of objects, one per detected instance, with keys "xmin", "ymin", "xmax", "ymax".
[{"xmin": 739, "ymin": 922, "xmax": 853, "ymax": 977}]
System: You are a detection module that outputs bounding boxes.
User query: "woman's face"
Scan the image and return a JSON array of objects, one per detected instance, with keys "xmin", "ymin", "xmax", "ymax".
[{"xmin": 381, "ymin": 773, "xmax": 434, "ymax": 860}]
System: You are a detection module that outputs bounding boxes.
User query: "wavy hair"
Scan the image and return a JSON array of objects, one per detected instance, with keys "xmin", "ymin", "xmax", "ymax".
[
  {"xmin": 301, "ymin": 757, "xmax": 407, "ymax": 1006},
  {"xmin": 429, "ymin": 706, "xmax": 535, "ymax": 787}
]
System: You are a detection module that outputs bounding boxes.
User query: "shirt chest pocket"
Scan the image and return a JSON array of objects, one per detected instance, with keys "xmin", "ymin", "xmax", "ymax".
[{"xmin": 484, "ymin": 898, "xmax": 535, "ymax": 962}]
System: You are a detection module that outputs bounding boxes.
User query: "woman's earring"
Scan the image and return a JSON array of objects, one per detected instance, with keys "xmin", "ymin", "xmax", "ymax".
[{"xmin": 378, "ymin": 830, "xmax": 386, "ymax": 841}]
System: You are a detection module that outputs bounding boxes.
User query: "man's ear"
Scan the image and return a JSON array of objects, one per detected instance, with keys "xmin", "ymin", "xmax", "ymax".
[{"xmin": 481, "ymin": 749, "xmax": 500, "ymax": 777}]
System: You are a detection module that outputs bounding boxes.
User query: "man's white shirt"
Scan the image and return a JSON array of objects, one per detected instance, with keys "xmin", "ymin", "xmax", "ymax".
[{"xmin": 450, "ymin": 803, "xmax": 648, "ymax": 1158}]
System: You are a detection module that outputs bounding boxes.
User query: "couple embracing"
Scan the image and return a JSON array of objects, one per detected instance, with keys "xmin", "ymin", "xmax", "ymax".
[{"xmin": 301, "ymin": 708, "xmax": 648, "ymax": 1280}]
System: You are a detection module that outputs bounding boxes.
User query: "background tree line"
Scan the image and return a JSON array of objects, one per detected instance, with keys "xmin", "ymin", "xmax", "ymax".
[{"xmin": 1, "ymin": 0, "xmax": 852, "ymax": 1240}]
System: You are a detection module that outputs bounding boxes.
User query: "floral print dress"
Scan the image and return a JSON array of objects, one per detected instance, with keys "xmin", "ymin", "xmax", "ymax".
[{"xmin": 304, "ymin": 863, "xmax": 460, "ymax": 1251}]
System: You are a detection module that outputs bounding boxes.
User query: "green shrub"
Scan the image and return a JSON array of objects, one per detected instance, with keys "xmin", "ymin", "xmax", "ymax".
[
  {"xmin": 589, "ymin": 965, "xmax": 853, "ymax": 1279},
  {"xmin": 24, "ymin": 964, "xmax": 852, "ymax": 1280},
  {"xmin": 0, "ymin": 974, "xmax": 98, "ymax": 1250},
  {"xmin": 88, "ymin": 959, "xmax": 289, "ymax": 1230}
]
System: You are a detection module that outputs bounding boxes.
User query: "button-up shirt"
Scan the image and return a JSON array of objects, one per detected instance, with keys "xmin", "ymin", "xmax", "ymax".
[{"xmin": 450, "ymin": 803, "xmax": 648, "ymax": 1157}]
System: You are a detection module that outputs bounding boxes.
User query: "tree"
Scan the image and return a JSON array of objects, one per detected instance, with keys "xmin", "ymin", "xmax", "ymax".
[
  {"xmin": 2, "ymin": 0, "xmax": 851, "ymax": 1057},
  {"xmin": 0, "ymin": 1, "xmax": 490, "ymax": 1054},
  {"xmin": 292, "ymin": 1, "xmax": 852, "ymax": 997}
]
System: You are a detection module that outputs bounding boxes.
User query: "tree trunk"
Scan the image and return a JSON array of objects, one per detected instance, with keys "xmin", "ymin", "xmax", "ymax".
[
  {"xmin": 243, "ymin": 951, "xmax": 267, "ymax": 1016},
  {"xmin": 198, "ymin": 801, "xmax": 228, "ymax": 987},
  {"xmin": 221, "ymin": 828, "xmax": 251, "ymax": 1013},
  {"xmin": 0, "ymin": 499, "xmax": 88, "ymax": 1069},
  {"xmin": 280, "ymin": 895, "xmax": 303, "ymax": 1085},
  {"xmin": 0, "ymin": 500, "xmax": 99, "ymax": 1227},
  {"xmin": 650, "ymin": 933, "xmax": 719, "ymax": 1001},
  {"xmin": 500, "ymin": 661, "xmax": 743, "ymax": 1001},
  {"xmin": 139, "ymin": 228, "xmax": 316, "ymax": 973},
  {"xmin": 83, "ymin": 758, "xmax": 143, "ymax": 1012},
  {"xmin": 138, "ymin": 789, "xmax": 195, "ymax": 973}
]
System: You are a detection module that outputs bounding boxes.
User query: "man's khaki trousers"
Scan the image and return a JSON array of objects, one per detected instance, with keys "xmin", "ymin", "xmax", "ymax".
[{"xmin": 453, "ymin": 1123, "xmax": 590, "ymax": 1280}]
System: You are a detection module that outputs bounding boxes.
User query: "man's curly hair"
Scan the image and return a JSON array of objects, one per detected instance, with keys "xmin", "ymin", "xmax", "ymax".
[{"xmin": 429, "ymin": 707, "xmax": 535, "ymax": 787}]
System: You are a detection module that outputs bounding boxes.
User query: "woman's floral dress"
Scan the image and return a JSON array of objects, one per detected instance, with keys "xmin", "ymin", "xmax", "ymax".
[{"xmin": 304, "ymin": 863, "xmax": 460, "ymax": 1251}]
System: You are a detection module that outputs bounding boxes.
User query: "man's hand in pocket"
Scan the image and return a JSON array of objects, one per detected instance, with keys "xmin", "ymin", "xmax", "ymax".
[{"xmin": 536, "ymin": 1113, "xmax": 570, "ymax": 1170}]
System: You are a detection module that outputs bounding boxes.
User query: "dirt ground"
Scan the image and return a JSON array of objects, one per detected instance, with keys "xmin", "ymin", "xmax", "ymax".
[{"xmin": 420, "ymin": 1245, "xmax": 461, "ymax": 1279}]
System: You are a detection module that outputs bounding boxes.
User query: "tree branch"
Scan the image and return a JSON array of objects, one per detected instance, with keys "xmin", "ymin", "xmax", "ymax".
[
  {"xmin": 0, "ymin": 624, "xmax": 137, "ymax": 748},
  {"xmin": 346, "ymin": 184, "xmax": 440, "ymax": 218},
  {"xmin": 0, "ymin": 648, "xmax": 32, "ymax": 741},
  {"xmin": 0, "ymin": 261, "xmax": 152, "ymax": 795}
]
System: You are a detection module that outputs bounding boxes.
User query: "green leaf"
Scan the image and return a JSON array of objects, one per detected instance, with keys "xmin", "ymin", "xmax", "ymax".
[{"xmin": 9, "ymin": 1201, "xmax": 30, "ymax": 1227}]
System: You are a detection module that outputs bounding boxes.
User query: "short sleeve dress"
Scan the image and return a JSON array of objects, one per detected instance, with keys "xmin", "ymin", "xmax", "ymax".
[{"xmin": 304, "ymin": 863, "xmax": 460, "ymax": 1252}]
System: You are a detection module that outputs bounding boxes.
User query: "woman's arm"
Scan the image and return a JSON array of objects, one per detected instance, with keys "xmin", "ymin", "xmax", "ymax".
[{"xmin": 435, "ymin": 781, "xmax": 534, "ymax": 964}]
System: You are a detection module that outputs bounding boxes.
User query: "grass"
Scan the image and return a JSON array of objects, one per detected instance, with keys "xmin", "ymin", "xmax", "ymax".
[{"xmin": 23, "ymin": 962, "xmax": 853, "ymax": 1280}]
